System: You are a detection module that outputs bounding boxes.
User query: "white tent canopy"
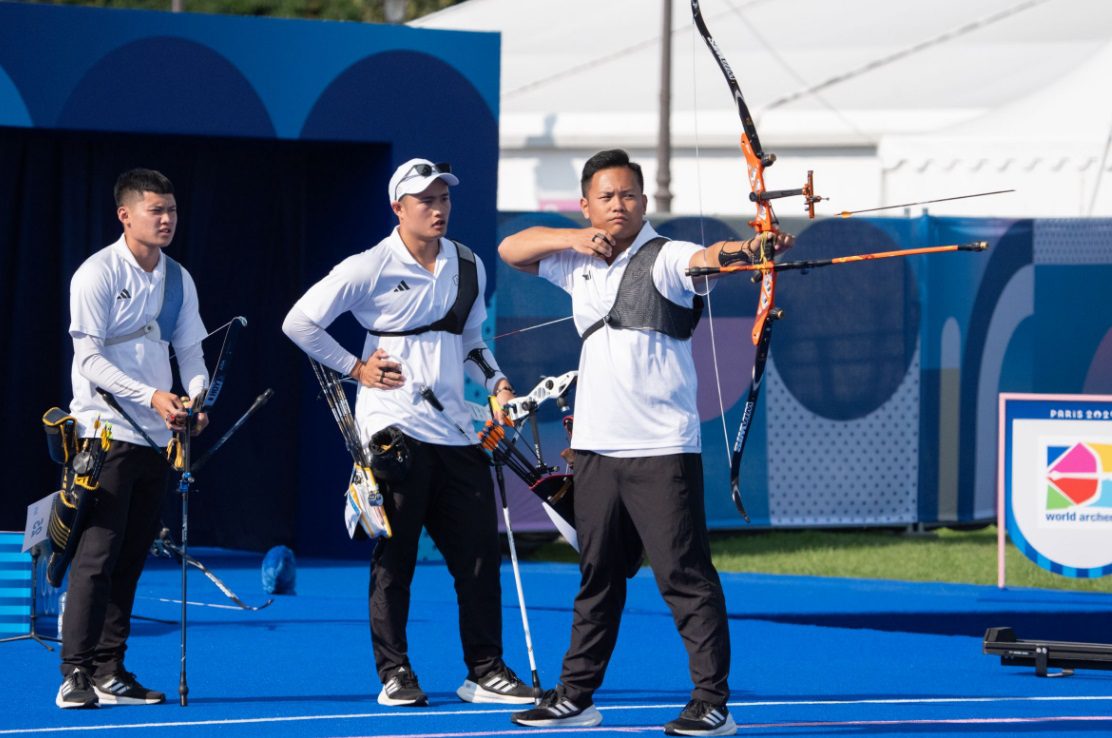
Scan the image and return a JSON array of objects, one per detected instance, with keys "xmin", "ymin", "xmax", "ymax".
[{"xmin": 415, "ymin": 0, "xmax": 1112, "ymax": 217}]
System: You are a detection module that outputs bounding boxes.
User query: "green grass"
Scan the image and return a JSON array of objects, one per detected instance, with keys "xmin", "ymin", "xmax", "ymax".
[{"xmin": 526, "ymin": 526, "xmax": 1112, "ymax": 593}]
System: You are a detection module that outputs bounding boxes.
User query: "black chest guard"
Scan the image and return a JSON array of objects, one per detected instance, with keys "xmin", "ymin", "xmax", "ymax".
[
  {"xmin": 368, "ymin": 241, "xmax": 478, "ymax": 337},
  {"xmin": 580, "ymin": 237, "xmax": 703, "ymax": 341}
]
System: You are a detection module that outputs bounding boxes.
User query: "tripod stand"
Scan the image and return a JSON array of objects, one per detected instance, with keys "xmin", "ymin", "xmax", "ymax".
[
  {"xmin": 0, "ymin": 543, "xmax": 61, "ymax": 651},
  {"xmin": 99, "ymin": 385, "xmax": 271, "ymax": 706},
  {"xmin": 92, "ymin": 314, "xmax": 255, "ymax": 706}
]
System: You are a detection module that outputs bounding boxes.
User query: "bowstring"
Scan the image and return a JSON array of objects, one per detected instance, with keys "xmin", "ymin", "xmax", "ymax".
[
  {"xmin": 687, "ymin": 6, "xmax": 732, "ymax": 468},
  {"xmin": 167, "ymin": 316, "xmax": 239, "ymax": 361}
]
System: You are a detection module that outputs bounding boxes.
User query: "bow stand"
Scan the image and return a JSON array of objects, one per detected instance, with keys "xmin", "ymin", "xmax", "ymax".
[{"xmin": 97, "ymin": 316, "xmax": 274, "ymax": 706}]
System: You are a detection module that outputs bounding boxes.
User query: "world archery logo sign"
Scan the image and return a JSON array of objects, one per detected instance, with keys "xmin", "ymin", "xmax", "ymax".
[
  {"xmin": 1003, "ymin": 395, "xmax": 1112, "ymax": 580},
  {"xmin": 1043, "ymin": 442, "xmax": 1112, "ymax": 525}
]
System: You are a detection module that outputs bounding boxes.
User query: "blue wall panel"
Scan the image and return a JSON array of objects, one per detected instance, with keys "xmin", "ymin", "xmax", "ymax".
[{"xmin": 1, "ymin": 4, "xmax": 500, "ymax": 558}]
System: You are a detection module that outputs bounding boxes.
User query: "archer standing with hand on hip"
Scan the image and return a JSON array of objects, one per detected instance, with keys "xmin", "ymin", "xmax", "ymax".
[
  {"xmin": 58, "ymin": 168, "xmax": 210, "ymax": 709},
  {"xmin": 499, "ymin": 149, "xmax": 792, "ymax": 736},
  {"xmin": 282, "ymin": 158, "xmax": 533, "ymax": 708}
]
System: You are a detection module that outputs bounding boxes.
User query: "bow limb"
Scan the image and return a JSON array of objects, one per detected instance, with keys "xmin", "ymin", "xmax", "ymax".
[
  {"xmin": 728, "ymin": 312, "xmax": 776, "ymax": 523},
  {"xmin": 692, "ymin": 0, "xmax": 789, "ymax": 520},
  {"xmin": 197, "ymin": 316, "xmax": 247, "ymax": 412},
  {"xmin": 690, "ymin": 0, "xmax": 779, "ymax": 344}
]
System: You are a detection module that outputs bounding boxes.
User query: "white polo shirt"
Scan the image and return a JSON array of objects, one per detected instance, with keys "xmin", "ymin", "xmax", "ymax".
[
  {"xmin": 287, "ymin": 229, "xmax": 500, "ymax": 446},
  {"xmin": 69, "ymin": 235, "xmax": 208, "ymax": 447},
  {"xmin": 539, "ymin": 221, "xmax": 711, "ymax": 457}
]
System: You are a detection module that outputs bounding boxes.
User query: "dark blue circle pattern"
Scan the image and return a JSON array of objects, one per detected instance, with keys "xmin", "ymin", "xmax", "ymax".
[
  {"xmin": 301, "ymin": 50, "xmax": 499, "ymax": 282},
  {"xmin": 774, "ymin": 219, "xmax": 922, "ymax": 421},
  {"xmin": 58, "ymin": 37, "xmax": 276, "ymax": 137}
]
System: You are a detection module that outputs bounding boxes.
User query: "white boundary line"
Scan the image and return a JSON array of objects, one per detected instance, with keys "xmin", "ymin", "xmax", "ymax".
[{"xmin": 6, "ymin": 695, "xmax": 1112, "ymax": 735}]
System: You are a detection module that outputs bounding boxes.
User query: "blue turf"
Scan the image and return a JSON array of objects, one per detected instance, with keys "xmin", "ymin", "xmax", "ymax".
[{"xmin": 2, "ymin": 549, "xmax": 1111, "ymax": 736}]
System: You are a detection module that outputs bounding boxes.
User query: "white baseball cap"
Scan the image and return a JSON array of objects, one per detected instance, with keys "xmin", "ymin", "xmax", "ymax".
[{"xmin": 389, "ymin": 158, "xmax": 459, "ymax": 203}]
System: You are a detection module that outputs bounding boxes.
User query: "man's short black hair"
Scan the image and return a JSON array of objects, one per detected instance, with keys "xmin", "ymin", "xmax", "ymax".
[
  {"xmin": 580, "ymin": 149, "xmax": 644, "ymax": 196},
  {"xmin": 114, "ymin": 168, "xmax": 174, "ymax": 207}
]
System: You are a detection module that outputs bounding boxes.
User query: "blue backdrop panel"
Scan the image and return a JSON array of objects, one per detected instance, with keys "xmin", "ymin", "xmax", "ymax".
[{"xmin": 0, "ymin": 4, "xmax": 499, "ymax": 558}]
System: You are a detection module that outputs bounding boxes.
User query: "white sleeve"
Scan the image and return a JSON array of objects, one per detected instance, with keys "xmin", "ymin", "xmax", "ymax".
[
  {"xmin": 653, "ymin": 240, "xmax": 716, "ymax": 304},
  {"xmin": 282, "ymin": 305, "xmax": 359, "ymax": 376},
  {"xmin": 72, "ymin": 333, "xmax": 157, "ymax": 407},
  {"xmin": 174, "ymin": 341, "xmax": 209, "ymax": 402},
  {"xmin": 283, "ymin": 254, "xmax": 374, "ymax": 374},
  {"xmin": 69, "ymin": 262, "xmax": 114, "ymax": 339},
  {"xmin": 537, "ymin": 249, "xmax": 581, "ymax": 295},
  {"xmin": 461, "ymin": 255, "xmax": 506, "ymax": 393},
  {"xmin": 293, "ymin": 254, "xmax": 373, "ymax": 329}
]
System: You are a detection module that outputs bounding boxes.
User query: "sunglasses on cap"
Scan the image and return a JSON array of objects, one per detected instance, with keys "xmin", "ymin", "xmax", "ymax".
[{"xmin": 394, "ymin": 162, "xmax": 452, "ymax": 201}]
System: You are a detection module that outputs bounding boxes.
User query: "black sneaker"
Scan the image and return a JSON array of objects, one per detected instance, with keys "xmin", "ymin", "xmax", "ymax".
[
  {"xmin": 510, "ymin": 686, "xmax": 602, "ymax": 727},
  {"xmin": 93, "ymin": 671, "xmax": 166, "ymax": 705},
  {"xmin": 457, "ymin": 661, "xmax": 535, "ymax": 704},
  {"xmin": 56, "ymin": 669, "xmax": 98, "ymax": 709},
  {"xmin": 377, "ymin": 665, "xmax": 428, "ymax": 707},
  {"xmin": 664, "ymin": 699, "xmax": 736, "ymax": 736}
]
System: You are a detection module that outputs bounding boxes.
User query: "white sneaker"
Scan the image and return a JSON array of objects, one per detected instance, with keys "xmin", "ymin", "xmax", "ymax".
[
  {"xmin": 510, "ymin": 687, "xmax": 603, "ymax": 728},
  {"xmin": 376, "ymin": 665, "xmax": 428, "ymax": 707},
  {"xmin": 457, "ymin": 662, "xmax": 534, "ymax": 704}
]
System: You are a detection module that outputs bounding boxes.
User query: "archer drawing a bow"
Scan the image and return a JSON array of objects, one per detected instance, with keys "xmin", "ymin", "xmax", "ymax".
[{"xmin": 688, "ymin": 0, "xmax": 992, "ymax": 521}]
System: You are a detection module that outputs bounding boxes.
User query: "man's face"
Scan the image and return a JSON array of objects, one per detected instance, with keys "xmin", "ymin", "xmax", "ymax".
[
  {"xmin": 394, "ymin": 179, "xmax": 451, "ymax": 241},
  {"xmin": 118, "ymin": 191, "xmax": 177, "ymax": 250},
  {"xmin": 580, "ymin": 166, "xmax": 647, "ymax": 243}
]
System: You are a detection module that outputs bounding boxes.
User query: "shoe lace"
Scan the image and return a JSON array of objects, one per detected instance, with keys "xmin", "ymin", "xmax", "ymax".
[
  {"xmin": 681, "ymin": 699, "xmax": 719, "ymax": 720},
  {"xmin": 485, "ymin": 662, "xmax": 522, "ymax": 685},
  {"xmin": 69, "ymin": 670, "xmax": 92, "ymax": 690},
  {"xmin": 537, "ymin": 688, "xmax": 564, "ymax": 708},
  {"xmin": 539, "ymin": 686, "xmax": 580, "ymax": 710},
  {"xmin": 113, "ymin": 671, "xmax": 137, "ymax": 686},
  {"xmin": 393, "ymin": 667, "xmax": 420, "ymax": 690}
]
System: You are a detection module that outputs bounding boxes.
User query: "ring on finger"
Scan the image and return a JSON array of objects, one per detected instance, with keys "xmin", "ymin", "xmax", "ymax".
[{"xmin": 591, "ymin": 233, "xmax": 603, "ymax": 243}]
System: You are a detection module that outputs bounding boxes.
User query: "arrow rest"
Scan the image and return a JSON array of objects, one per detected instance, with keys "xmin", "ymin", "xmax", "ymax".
[{"xmin": 802, "ymin": 170, "xmax": 824, "ymax": 218}]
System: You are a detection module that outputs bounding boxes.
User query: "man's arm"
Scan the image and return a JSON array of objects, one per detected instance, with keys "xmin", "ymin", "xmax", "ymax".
[
  {"xmin": 688, "ymin": 233, "xmax": 796, "ymax": 271},
  {"xmin": 282, "ymin": 307, "xmax": 403, "ymax": 390},
  {"xmin": 282, "ymin": 306, "xmax": 360, "ymax": 376},
  {"xmin": 498, "ymin": 226, "xmax": 615, "ymax": 274},
  {"xmin": 73, "ymin": 334, "xmax": 157, "ymax": 406},
  {"xmin": 461, "ymin": 255, "xmax": 508, "ymax": 394},
  {"xmin": 73, "ymin": 333, "xmax": 186, "ymax": 431}
]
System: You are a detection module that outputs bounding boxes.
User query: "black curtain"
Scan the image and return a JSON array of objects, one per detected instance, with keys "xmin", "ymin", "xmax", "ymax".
[{"xmin": 1, "ymin": 127, "xmax": 391, "ymax": 556}]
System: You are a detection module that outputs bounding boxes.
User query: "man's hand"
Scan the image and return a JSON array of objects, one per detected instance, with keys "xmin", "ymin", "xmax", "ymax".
[
  {"xmin": 152, "ymin": 390, "xmax": 187, "ymax": 431},
  {"xmin": 763, "ymin": 231, "xmax": 795, "ymax": 257},
  {"xmin": 352, "ymin": 348, "xmax": 405, "ymax": 390},
  {"xmin": 490, "ymin": 380, "xmax": 516, "ymax": 426},
  {"xmin": 191, "ymin": 393, "xmax": 210, "ymax": 436},
  {"xmin": 700, "ymin": 232, "xmax": 797, "ymax": 271},
  {"xmin": 730, "ymin": 232, "xmax": 795, "ymax": 262},
  {"xmin": 572, "ymin": 228, "xmax": 615, "ymax": 261}
]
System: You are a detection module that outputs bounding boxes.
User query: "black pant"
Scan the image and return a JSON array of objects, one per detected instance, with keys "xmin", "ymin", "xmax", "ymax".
[
  {"xmin": 560, "ymin": 452, "xmax": 731, "ymax": 705},
  {"xmin": 369, "ymin": 438, "xmax": 503, "ymax": 680},
  {"xmin": 61, "ymin": 441, "xmax": 169, "ymax": 678}
]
